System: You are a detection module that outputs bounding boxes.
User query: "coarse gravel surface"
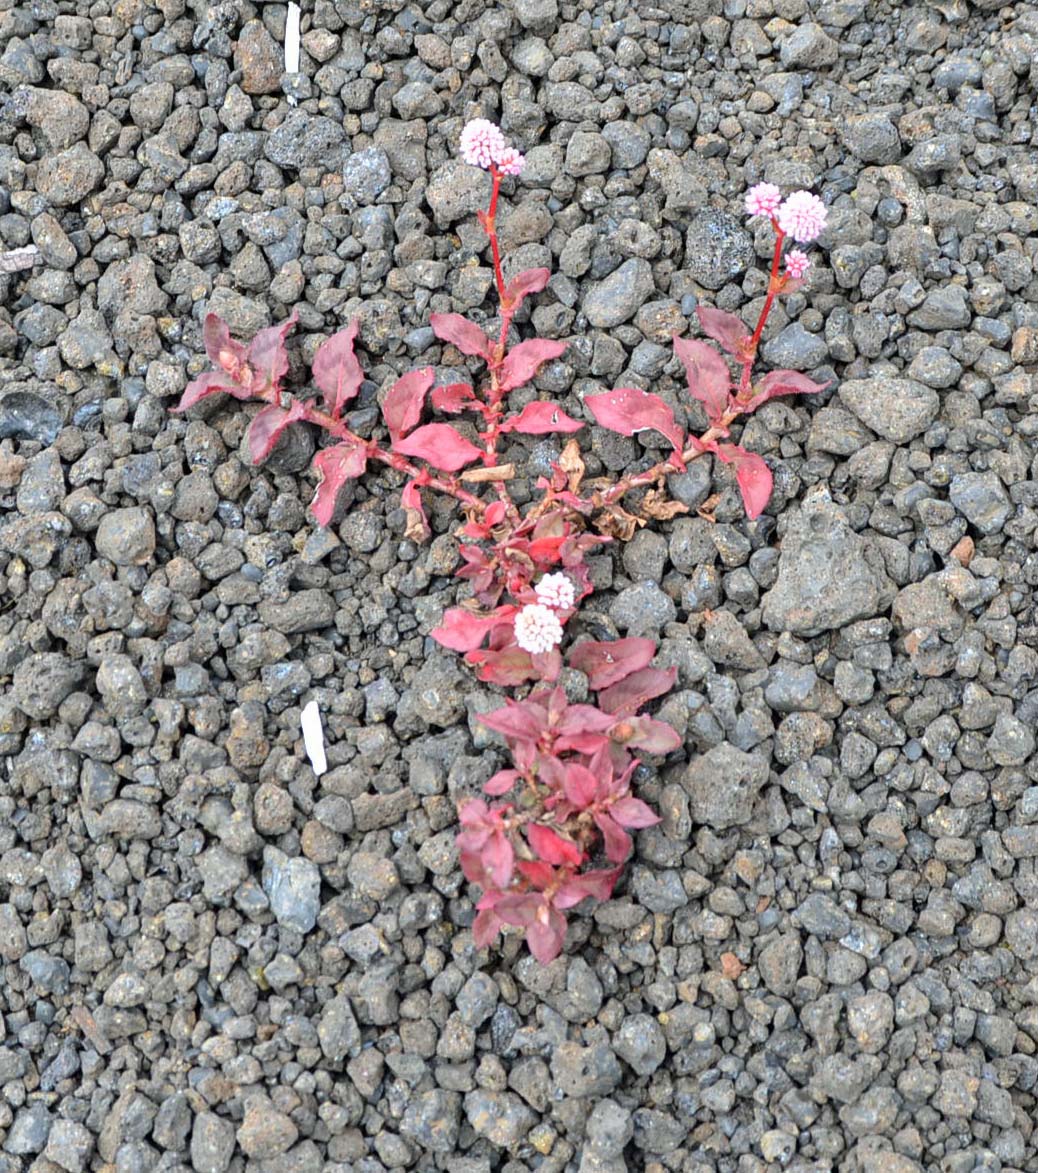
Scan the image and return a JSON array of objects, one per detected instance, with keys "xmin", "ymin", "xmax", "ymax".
[{"xmin": 1, "ymin": 0, "xmax": 1038, "ymax": 1171}]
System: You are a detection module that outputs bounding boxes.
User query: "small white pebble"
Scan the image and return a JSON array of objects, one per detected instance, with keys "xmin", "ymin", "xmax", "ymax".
[
  {"xmin": 285, "ymin": 3, "xmax": 301, "ymax": 73},
  {"xmin": 301, "ymin": 700, "xmax": 327, "ymax": 776}
]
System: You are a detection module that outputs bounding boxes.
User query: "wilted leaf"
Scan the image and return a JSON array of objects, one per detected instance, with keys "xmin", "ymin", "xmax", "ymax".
[
  {"xmin": 585, "ymin": 387, "xmax": 684, "ymax": 453},
  {"xmin": 429, "ymin": 313, "xmax": 492, "ymax": 359},
  {"xmin": 401, "ymin": 477, "xmax": 430, "ymax": 542},
  {"xmin": 247, "ymin": 399, "xmax": 308, "ymax": 463},
  {"xmin": 310, "ymin": 440, "xmax": 367, "ymax": 526},
  {"xmin": 716, "ymin": 443, "xmax": 773, "ymax": 520},
  {"xmin": 501, "ymin": 400, "xmax": 584, "ymax": 435},
  {"xmin": 312, "ymin": 319, "xmax": 364, "ymax": 416},
  {"xmin": 382, "ymin": 367, "xmax": 433, "ymax": 441},
  {"xmin": 559, "ymin": 438, "xmax": 585, "ymax": 492},
  {"xmin": 393, "ymin": 423, "xmax": 483, "ymax": 472},
  {"xmin": 594, "ymin": 501, "xmax": 644, "ymax": 541},
  {"xmin": 248, "ymin": 309, "xmax": 299, "ymax": 396},
  {"xmin": 673, "ymin": 335, "xmax": 730, "ymax": 425},
  {"xmin": 639, "ymin": 488, "xmax": 689, "ymax": 521},
  {"xmin": 696, "ymin": 306, "xmax": 751, "ymax": 358},
  {"xmin": 498, "ymin": 339, "xmax": 568, "ymax": 392},
  {"xmin": 569, "ymin": 638, "xmax": 658, "ymax": 690}
]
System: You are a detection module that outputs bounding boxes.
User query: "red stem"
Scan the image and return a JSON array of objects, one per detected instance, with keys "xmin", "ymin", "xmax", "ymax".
[
  {"xmin": 297, "ymin": 402, "xmax": 486, "ymax": 511},
  {"xmin": 740, "ymin": 220, "xmax": 785, "ymax": 394}
]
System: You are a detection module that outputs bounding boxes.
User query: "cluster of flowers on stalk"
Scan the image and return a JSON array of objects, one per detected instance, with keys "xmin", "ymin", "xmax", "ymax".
[{"xmin": 170, "ymin": 122, "xmax": 829, "ymax": 961}]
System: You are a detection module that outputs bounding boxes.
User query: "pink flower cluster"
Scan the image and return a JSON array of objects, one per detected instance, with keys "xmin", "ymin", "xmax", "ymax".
[
  {"xmin": 745, "ymin": 183, "xmax": 828, "ymax": 243},
  {"xmin": 460, "ymin": 119, "xmax": 525, "ymax": 176}
]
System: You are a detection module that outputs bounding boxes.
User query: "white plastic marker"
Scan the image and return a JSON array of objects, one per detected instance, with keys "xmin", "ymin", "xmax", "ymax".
[
  {"xmin": 0, "ymin": 245, "xmax": 39, "ymax": 274},
  {"xmin": 301, "ymin": 699, "xmax": 327, "ymax": 776},
  {"xmin": 285, "ymin": 2, "xmax": 301, "ymax": 73}
]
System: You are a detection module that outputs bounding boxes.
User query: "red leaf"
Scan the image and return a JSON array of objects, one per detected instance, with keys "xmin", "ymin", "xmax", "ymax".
[
  {"xmin": 312, "ymin": 319, "xmax": 364, "ymax": 416},
  {"xmin": 431, "ymin": 607, "xmax": 512, "ymax": 653},
  {"xmin": 203, "ymin": 313, "xmax": 249, "ymax": 378},
  {"xmin": 484, "ymin": 769, "xmax": 520, "ymax": 797},
  {"xmin": 498, "ymin": 339, "xmax": 568, "ymax": 393},
  {"xmin": 393, "ymin": 423, "xmax": 482, "ymax": 472},
  {"xmin": 530, "ymin": 647, "xmax": 563, "ymax": 683},
  {"xmin": 382, "ymin": 367, "xmax": 433, "ymax": 441},
  {"xmin": 673, "ymin": 335, "xmax": 730, "ymax": 425},
  {"xmin": 597, "ymin": 667, "xmax": 678, "ymax": 716},
  {"xmin": 585, "ymin": 387, "xmax": 684, "ymax": 453},
  {"xmin": 247, "ymin": 309, "xmax": 298, "ymax": 396},
  {"xmin": 466, "ymin": 644, "xmax": 539, "ymax": 687},
  {"xmin": 247, "ymin": 399, "xmax": 308, "ymax": 464},
  {"xmin": 569, "ymin": 638, "xmax": 657, "ymax": 690},
  {"xmin": 562, "ymin": 763, "xmax": 598, "ymax": 809},
  {"xmin": 696, "ymin": 306, "xmax": 751, "ymax": 358},
  {"xmin": 478, "ymin": 696, "xmax": 545, "ymax": 742},
  {"xmin": 716, "ymin": 443, "xmax": 773, "ymax": 520},
  {"xmin": 525, "ymin": 905, "xmax": 568, "ymax": 965},
  {"xmin": 555, "ymin": 867, "xmax": 622, "ymax": 908},
  {"xmin": 594, "ymin": 812, "xmax": 633, "ymax": 863},
  {"xmin": 501, "ymin": 400, "xmax": 584, "ymax": 435},
  {"xmin": 310, "ymin": 440, "xmax": 367, "ymax": 526},
  {"xmin": 429, "ymin": 313, "xmax": 492, "ymax": 359},
  {"xmin": 172, "ymin": 370, "xmax": 248, "ymax": 413},
  {"xmin": 610, "ymin": 714, "xmax": 682, "ymax": 755},
  {"xmin": 554, "ymin": 703, "xmax": 618, "ymax": 753},
  {"xmin": 502, "ymin": 267, "xmax": 551, "ymax": 312},
  {"xmin": 482, "ymin": 831, "xmax": 514, "ymax": 889},
  {"xmin": 526, "ymin": 824, "xmax": 583, "ymax": 868},
  {"xmin": 742, "ymin": 369, "xmax": 830, "ymax": 413},
  {"xmin": 431, "ymin": 382, "xmax": 478, "ymax": 414},
  {"xmin": 609, "ymin": 796, "xmax": 660, "ymax": 830}
]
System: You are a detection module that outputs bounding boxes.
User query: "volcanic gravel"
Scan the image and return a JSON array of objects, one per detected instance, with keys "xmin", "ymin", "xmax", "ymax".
[{"xmin": 1, "ymin": 0, "xmax": 1038, "ymax": 1170}]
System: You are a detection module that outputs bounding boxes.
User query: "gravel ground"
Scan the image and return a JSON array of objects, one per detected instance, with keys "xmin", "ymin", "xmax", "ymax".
[{"xmin": 2, "ymin": 0, "xmax": 1038, "ymax": 1170}]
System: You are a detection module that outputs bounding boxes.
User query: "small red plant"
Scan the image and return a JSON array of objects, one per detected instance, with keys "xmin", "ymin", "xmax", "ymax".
[
  {"xmin": 171, "ymin": 121, "xmax": 832, "ymax": 963},
  {"xmin": 585, "ymin": 183, "xmax": 831, "ymax": 520},
  {"xmin": 462, "ymin": 637, "xmax": 680, "ymax": 963}
]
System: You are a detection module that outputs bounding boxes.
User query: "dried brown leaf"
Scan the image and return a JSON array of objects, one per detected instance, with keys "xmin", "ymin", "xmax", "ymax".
[
  {"xmin": 559, "ymin": 438, "xmax": 585, "ymax": 493},
  {"xmin": 640, "ymin": 488, "xmax": 689, "ymax": 521}
]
